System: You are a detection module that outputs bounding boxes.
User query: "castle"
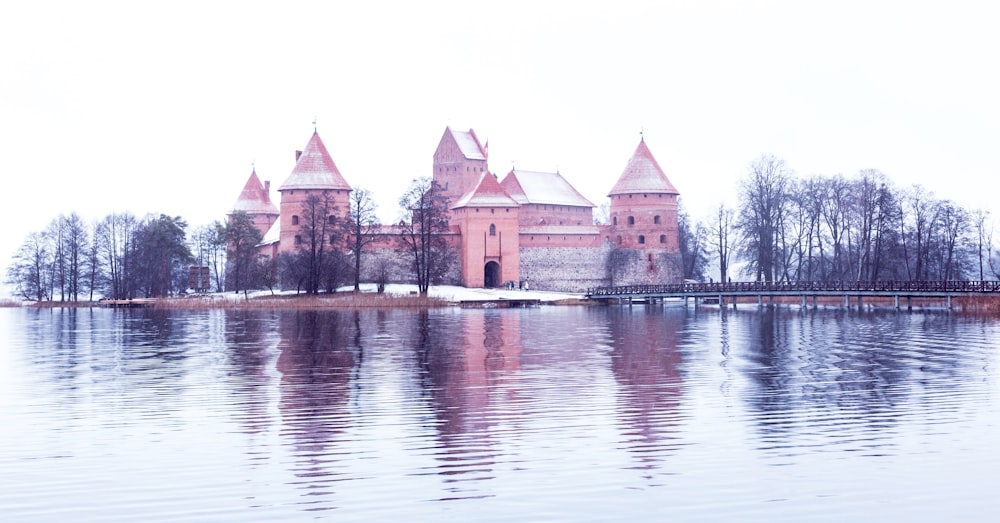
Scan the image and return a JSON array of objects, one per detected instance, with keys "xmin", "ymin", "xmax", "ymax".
[{"xmin": 229, "ymin": 127, "xmax": 683, "ymax": 292}]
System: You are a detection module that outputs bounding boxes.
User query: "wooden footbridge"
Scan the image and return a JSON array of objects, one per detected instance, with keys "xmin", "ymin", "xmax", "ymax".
[{"xmin": 586, "ymin": 280, "xmax": 1000, "ymax": 310}]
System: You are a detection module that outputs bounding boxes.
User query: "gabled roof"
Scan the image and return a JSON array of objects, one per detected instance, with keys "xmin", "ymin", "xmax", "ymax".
[
  {"xmin": 443, "ymin": 127, "xmax": 486, "ymax": 160},
  {"xmin": 278, "ymin": 131, "xmax": 352, "ymax": 192},
  {"xmin": 452, "ymin": 172, "xmax": 519, "ymax": 209},
  {"xmin": 231, "ymin": 169, "xmax": 278, "ymax": 215},
  {"xmin": 607, "ymin": 139, "xmax": 679, "ymax": 196},
  {"xmin": 500, "ymin": 170, "xmax": 595, "ymax": 208}
]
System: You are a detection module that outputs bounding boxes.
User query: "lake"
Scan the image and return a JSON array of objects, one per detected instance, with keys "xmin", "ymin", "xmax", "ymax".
[{"xmin": 1, "ymin": 304, "xmax": 998, "ymax": 522}]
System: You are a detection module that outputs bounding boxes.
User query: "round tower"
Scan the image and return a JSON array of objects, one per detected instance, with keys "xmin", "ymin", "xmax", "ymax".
[
  {"xmin": 276, "ymin": 130, "xmax": 353, "ymax": 255},
  {"xmin": 607, "ymin": 138, "xmax": 681, "ymax": 284}
]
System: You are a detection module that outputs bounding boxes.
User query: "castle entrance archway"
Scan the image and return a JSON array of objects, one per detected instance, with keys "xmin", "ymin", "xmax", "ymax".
[{"xmin": 484, "ymin": 261, "xmax": 501, "ymax": 288}]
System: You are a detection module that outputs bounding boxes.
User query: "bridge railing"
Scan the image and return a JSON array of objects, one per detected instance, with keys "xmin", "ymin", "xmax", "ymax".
[{"xmin": 586, "ymin": 280, "xmax": 1000, "ymax": 297}]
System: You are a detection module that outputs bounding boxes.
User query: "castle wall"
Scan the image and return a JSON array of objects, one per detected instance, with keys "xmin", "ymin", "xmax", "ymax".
[
  {"xmin": 517, "ymin": 203, "xmax": 593, "ymax": 227},
  {"xmin": 518, "ymin": 242, "xmax": 614, "ymax": 292},
  {"xmin": 608, "ymin": 249, "xmax": 684, "ymax": 287}
]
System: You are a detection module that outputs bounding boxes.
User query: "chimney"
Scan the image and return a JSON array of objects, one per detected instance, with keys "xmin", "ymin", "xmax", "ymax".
[
  {"xmin": 295, "ymin": 150, "xmax": 302, "ymax": 162},
  {"xmin": 264, "ymin": 181, "xmax": 271, "ymax": 203}
]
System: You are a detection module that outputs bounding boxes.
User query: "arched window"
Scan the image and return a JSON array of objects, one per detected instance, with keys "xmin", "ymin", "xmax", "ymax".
[
  {"xmin": 489, "ymin": 224, "xmax": 496, "ymax": 236},
  {"xmin": 638, "ymin": 235, "xmax": 645, "ymax": 244},
  {"xmin": 628, "ymin": 216, "xmax": 635, "ymax": 225},
  {"xmin": 292, "ymin": 215, "xmax": 299, "ymax": 225},
  {"xmin": 613, "ymin": 216, "xmax": 618, "ymax": 226},
  {"xmin": 654, "ymin": 215, "xmax": 661, "ymax": 225},
  {"xmin": 659, "ymin": 234, "xmax": 666, "ymax": 244}
]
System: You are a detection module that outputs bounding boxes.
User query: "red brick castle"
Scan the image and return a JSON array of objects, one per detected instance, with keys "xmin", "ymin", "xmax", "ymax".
[{"xmin": 230, "ymin": 127, "xmax": 682, "ymax": 291}]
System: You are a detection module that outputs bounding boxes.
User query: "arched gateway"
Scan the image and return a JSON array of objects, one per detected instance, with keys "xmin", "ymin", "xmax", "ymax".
[{"xmin": 484, "ymin": 261, "xmax": 501, "ymax": 288}]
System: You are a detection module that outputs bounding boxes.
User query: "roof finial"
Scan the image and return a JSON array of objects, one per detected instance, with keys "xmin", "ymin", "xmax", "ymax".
[
  {"xmin": 251, "ymin": 159, "xmax": 256, "ymax": 173},
  {"xmin": 312, "ymin": 116, "xmax": 318, "ymax": 133},
  {"xmin": 640, "ymin": 127, "xmax": 644, "ymax": 143}
]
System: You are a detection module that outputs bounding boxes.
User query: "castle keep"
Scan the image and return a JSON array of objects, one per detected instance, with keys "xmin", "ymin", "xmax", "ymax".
[{"xmin": 230, "ymin": 127, "xmax": 683, "ymax": 292}]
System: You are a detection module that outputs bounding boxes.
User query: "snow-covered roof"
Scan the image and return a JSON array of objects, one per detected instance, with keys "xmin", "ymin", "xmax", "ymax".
[
  {"xmin": 449, "ymin": 128, "xmax": 486, "ymax": 160},
  {"xmin": 608, "ymin": 139, "xmax": 679, "ymax": 196},
  {"xmin": 259, "ymin": 219, "xmax": 280, "ymax": 246},
  {"xmin": 452, "ymin": 172, "xmax": 519, "ymax": 209},
  {"xmin": 231, "ymin": 170, "xmax": 278, "ymax": 215},
  {"xmin": 278, "ymin": 131, "xmax": 352, "ymax": 192},
  {"xmin": 500, "ymin": 170, "xmax": 595, "ymax": 208}
]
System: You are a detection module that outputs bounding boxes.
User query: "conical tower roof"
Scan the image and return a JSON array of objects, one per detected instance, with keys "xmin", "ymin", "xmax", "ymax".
[
  {"xmin": 231, "ymin": 169, "xmax": 278, "ymax": 215},
  {"xmin": 278, "ymin": 131, "xmax": 352, "ymax": 192},
  {"xmin": 607, "ymin": 139, "xmax": 679, "ymax": 197},
  {"xmin": 452, "ymin": 172, "xmax": 519, "ymax": 209}
]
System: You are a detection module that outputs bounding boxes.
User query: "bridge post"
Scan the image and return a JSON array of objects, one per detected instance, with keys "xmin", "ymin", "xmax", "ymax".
[
  {"xmin": 801, "ymin": 295, "xmax": 807, "ymax": 308},
  {"xmin": 947, "ymin": 295, "xmax": 952, "ymax": 310},
  {"xmin": 844, "ymin": 295, "xmax": 850, "ymax": 308},
  {"xmin": 857, "ymin": 295, "xmax": 863, "ymax": 310},
  {"xmin": 758, "ymin": 295, "xmax": 763, "ymax": 308},
  {"xmin": 894, "ymin": 295, "xmax": 900, "ymax": 309},
  {"xmin": 907, "ymin": 296, "xmax": 912, "ymax": 311},
  {"xmin": 813, "ymin": 295, "xmax": 818, "ymax": 309}
]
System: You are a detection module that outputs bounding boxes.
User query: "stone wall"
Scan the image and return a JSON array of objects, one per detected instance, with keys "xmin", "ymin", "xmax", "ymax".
[
  {"xmin": 519, "ymin": 244, "xmax": 613, "ymax": 292},
  {"xmin": 607, "ymin": 248, "xmax": 684, "ymax": 286}
]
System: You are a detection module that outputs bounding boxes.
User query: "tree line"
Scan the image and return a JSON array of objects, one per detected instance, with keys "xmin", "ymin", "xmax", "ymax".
[
  {"xmin": 7, "ymin": 161, "xmax": 996, "ymax": 301},
  {"xmin": 5, "ymin": 178, "xmax": 456, "ymax": 301},
  {"xmin": 689, "ymin": 155, "xmax": 997, "ymax": 284}
]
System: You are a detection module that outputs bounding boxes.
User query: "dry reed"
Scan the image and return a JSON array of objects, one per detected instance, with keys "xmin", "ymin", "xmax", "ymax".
[{"xmin": 151, "ymin": 292, "xmax": 449, "ymax": 310}]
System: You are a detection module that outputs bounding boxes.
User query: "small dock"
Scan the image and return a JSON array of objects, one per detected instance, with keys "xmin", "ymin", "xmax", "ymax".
[{"xmin": 99, "ymin": 299, "xmax": 157, "ymax": 308}]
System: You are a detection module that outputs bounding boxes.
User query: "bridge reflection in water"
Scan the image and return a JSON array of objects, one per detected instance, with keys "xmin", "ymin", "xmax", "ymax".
[{"xmin": 586, "ymin": 280, "xmax": 1000, "ymax": 310}]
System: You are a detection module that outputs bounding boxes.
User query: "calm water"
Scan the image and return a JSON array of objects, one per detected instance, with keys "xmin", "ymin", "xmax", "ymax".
[{"xmin": 1, "ymin": 305, "xmax": 999, "ymax": 522}]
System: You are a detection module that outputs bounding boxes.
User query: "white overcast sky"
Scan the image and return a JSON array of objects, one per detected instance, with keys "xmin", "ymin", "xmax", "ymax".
[{"xmin": 2, "ymin": 0, "xmax": 999, "ymax": 267}]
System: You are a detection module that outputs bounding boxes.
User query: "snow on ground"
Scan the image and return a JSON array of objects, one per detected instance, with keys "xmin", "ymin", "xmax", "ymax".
[{"xmin": 211, "ymin": 284, "xmax": 585, "ymax": 304}]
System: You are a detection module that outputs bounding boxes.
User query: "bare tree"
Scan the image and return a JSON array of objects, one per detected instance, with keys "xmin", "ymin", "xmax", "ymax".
[
  {"xmin": 346, "ymin": 187, "xmax": 380, "ymax": 291},
  {"xmin": 972, "ymin": 209, "xmax": 992, "ymax": 280},
  {"xmin": 6, "ymin": 231, "xmax": 51, "ymax": 301},
  {"xmin": 709, "ymin": 203, "xmax": 735, "ymax": 282},
  {"xmin": 396, "ymin": 177, "xmax": 454, "ymax": 294},
  {"xmin": 95, "ymin": 212, "xmax": 139, "ymax": 299},
  {"xmin": 677, "ymin": 201, "xmax": 707, "ymax": 280},
  {"xmin": 288, "ymin": 192, "xmax": 344, "ymax": 294},
  {"xmin": 736, "ymin": 155, "xmax": 793, "ymax": 282}
]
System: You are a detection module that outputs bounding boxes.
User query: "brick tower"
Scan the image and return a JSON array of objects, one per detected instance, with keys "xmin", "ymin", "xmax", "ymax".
[
  {"xmin": 451, "ymin": 172, "xmax": 521, "ymax": 288},
  {"xmin": 607, "ymin": 138, "xmax": 682, "ymax": 285},
  {"xmin": 229, "ymin": 168, "xmax": 279, "ymax": 239},
  {"xmin": 276, "ymin": 130, "xmax": 352, "ymax": 255},
  {"xmin": 432, "ymin": 127, "xmax": 488, "ymax": 213}
]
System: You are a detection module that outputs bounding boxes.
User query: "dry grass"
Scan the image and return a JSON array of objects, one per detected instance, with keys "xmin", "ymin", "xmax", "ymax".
[
  {"xmin": 953, "ymin": 295, "xmax": 1000, "ymax": 315},
  {"xmin": 0, "ymin": 298, "xmax": 25, "ymax": 308},
  {"xmin": 151, "ymin": 291, "xmax": 449, "ymax": 310}
]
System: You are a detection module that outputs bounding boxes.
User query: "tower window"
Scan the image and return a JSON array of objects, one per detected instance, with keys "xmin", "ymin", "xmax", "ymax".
[
  {"xmin": 294, "ymin": 235, "xmax": 302, "ymax": 244},
  {"xmin": 489, "ymin": 224, "xmax": 496, "ymax": 236},
  {"xmin": 617, "ymin": 235, "xmax": 622, "ymax": 244},
  {"xmin": 613, "ymin": 216, "xmax": 618, "ymax": 226},
  {"xmin": 328, "ymin": 215, "xmax": 336, "ymax": 225},
  {"xmin": 659, "ymin": 234, "xmax": 666, "ymax": 244},
  {"xmin": 654, "ymin": 215, "xmax": 661, "ymax": 225},
  {"xmin": 638, "ymin": 235, "xmax": 645, "ymax": 244},
  {"xmin": 292, "ymin": 215, "xmax": 299, "ymax": 225},
  {"xmin": 628, "ymin": 216, "xmax": 635, "ymax": 225}
]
